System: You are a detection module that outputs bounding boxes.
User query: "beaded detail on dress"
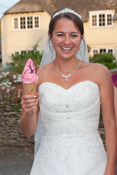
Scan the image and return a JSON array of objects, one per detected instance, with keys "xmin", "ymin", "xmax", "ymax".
[{"xmin": 30, "ymin": 80, "xmax": 107, "ymax": 175}]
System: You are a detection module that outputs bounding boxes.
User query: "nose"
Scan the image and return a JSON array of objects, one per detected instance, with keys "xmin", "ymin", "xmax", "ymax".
[{"xmin": 63, "ymin": 36, "xmax": 71, "ymax": 45}]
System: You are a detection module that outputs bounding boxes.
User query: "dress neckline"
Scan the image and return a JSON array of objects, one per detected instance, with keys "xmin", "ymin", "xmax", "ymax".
[{"xmin": 39, "ymin": 80, "xmax": 99, "ymax": 91}]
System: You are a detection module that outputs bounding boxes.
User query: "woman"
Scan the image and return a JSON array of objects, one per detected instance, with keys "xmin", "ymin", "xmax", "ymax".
[
  {"xmin": 20, "ymin": 8, "xmax": 116, "ymax": 175},
  {"xmin": 111, "ymin": 73, "xmax": 117, "ymax": 173},
  {"xmin": 112, "ymin": 73, "xmax": 117, "ymax": 123}
]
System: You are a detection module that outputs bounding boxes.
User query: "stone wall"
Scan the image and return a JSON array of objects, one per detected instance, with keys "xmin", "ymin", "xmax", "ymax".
[
  {"xmin": 0, "ymin": 86, "xmax": 105, "ymax": 148},
  {"xmin": 0, "ymin": 86, "xmax": 34, "ymax": 148}
]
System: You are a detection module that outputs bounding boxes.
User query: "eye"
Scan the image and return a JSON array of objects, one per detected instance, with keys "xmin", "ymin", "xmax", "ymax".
[
  {"xmin": 71, "ymin": 34, "xmax": 79, "ymax": 38},
  {"xmin": 56, "ymin": 33, "xmax": 64, "ymax": 37}
]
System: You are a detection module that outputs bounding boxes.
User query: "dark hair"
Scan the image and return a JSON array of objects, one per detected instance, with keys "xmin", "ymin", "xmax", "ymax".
[{"xmin": 48, "ymin": 10, "xmax": 84, "ymax": 37}]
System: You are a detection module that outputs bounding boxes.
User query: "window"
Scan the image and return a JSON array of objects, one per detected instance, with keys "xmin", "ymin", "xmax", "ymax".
[
  {"xmin": 93, "ymin": 49, "xmax": 99, "ymax": 55},
  {"xmin": 108, "ymin": 49, "xmax": 113, "ymax": 54},
  {"xmin": 92, "ymin": 15, "xmax": 97, "ymax": 26},
  {"xmin": 21, "ymin": 51, "xmax": 26, "ymax": 55},
  {"xmin": 35, "ymin": 17, "xmax": 39, "ymax": 28},
  {"xmin": 14, "ymin": 51, "xmax": 19, "ymax": 55},
  {"xmin": 90, "ymin": 10, "xmax": 114, "ymax": 28},
  {"xmin": 20, "ymin": 17, "xmax": 26, "ymax": 29},
  {"xmin": 28, "ymin": 50, "xmax": 33, "ymax": 53},
  {"xmin": 99, "ymin": 14, "xmax": 105, "ymax": 26},
  {"xmin": 100, "ymin": 48, "xmax": 113, "ymax": 54},
  {"xmin": 13, "ymin": 16, "xmax": 40, "ymax": 30},
  {"xmin": 27, "ymin": 17, "xmax": 33, "ymax": 29},
  {"xmin": 14, "ymin": 18, "xmax": 18, "ymax": 29},
  {"xmin": 92, "ymin": 48, "xmax": 114, "ymax": 56},
  {"xmin": 107, "ymin": 14, "xmax": 112, "ymax": 25},
  {"xmin": 100, "ymin": 49, "xmax": 106, "ymax": 53}
]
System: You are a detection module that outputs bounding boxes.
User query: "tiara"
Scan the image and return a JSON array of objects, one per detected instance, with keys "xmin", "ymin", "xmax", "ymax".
[{"xmin": 52, "ymin": 8, "xmax": 81, "ymax": 19}]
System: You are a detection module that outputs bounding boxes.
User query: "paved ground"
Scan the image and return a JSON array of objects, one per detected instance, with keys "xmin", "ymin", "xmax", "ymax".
[{"xmin": 0, "ymin": 147, "xmax": 34, "ymax": 175}]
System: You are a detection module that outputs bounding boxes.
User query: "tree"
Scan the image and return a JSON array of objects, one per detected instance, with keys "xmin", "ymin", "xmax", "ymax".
[{"xmin": 89, "ymin": 53, "xmax": 116, "ymax": 69}]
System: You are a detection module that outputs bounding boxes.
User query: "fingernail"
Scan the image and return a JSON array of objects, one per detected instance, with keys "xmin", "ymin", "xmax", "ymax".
[{"xmin": 33, "ymin": 95, "xmax": 36, "ymax": 98}]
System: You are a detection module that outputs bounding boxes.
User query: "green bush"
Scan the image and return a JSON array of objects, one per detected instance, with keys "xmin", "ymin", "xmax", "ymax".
[
  {"xmin": 10, "ymin": 50, "xmax": 43, "ymax": 74},
  {"xmin": 89, "ymin": 53, "xmax": 116, "ymax": 69}
]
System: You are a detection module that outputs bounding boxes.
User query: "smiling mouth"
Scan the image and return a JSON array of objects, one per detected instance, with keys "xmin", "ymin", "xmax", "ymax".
[{"xmin": 60, "ymin": 46, "xmax": 72, "ymax": 51}]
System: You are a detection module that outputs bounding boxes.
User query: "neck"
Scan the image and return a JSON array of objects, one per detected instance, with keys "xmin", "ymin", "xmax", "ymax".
[{"xmin": 53, "ymin": 57, "xmax": 79, "ymax": 72}]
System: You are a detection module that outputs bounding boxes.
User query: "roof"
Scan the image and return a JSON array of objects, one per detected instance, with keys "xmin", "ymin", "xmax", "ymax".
[
  {"xmin": 48, "ymin": 0, "xmax": 117, "ymax": 21},
  {"xmin": 4, "ymin": 0, "xmax": 117, "ymax": 21},
  {"xmin": 4, "ymin": 0, "xmax": 44, "ymax": 14}
]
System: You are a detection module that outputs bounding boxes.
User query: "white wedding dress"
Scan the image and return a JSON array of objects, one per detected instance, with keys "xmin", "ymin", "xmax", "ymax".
[{"xmin": 30, "ymin": 80, "xmax": 107, "ymax": 175}]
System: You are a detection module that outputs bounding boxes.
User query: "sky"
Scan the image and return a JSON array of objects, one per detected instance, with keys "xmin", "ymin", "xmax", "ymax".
[{"xmin": 0, "ymin": 0, "xmax": 20, "ymax": 19}]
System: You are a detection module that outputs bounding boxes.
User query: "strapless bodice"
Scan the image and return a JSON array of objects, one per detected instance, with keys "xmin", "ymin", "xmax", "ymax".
[
  {"xmin": 39, "ymin": 80, "xmax": 100, "ymax": 138},
  {"xmin": 31, "ymin": 80, "xmax": 107, "ymax": 175}
]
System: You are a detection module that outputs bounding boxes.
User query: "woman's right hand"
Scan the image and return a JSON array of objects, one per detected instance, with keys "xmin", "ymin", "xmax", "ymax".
[{"xmin": 21, "ymin": 93, "xmax": 39, "ymax": 114}]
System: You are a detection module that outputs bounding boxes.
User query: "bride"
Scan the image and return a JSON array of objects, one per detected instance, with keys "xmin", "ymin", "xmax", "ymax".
[{"xmin": 20, "ymin": 8, "xmax": 116, "ymax": 175}]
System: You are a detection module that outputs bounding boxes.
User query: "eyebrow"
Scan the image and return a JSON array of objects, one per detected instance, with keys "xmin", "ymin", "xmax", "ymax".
[
  {"xmin": 71, "ymin": 32, "xmax": 80, "ymax": 35},
  {"xmin": 55, "ymin": 32, "xmax": 80, "ymax": 34},
  {"xmin": 55, "ymin": 32, "xmax": 63, "ymax": 34}
]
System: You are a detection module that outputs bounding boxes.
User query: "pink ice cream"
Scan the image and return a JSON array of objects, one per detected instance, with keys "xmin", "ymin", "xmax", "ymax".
[{"xmin": 22, "ymin": 59, "xmax": 38, "ymax": 84}]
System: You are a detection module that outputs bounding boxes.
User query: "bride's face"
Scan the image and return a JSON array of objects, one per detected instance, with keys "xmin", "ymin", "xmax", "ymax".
[{"xmin": 50, "ymin": 18, "xmax": 83, "ymax": 61}]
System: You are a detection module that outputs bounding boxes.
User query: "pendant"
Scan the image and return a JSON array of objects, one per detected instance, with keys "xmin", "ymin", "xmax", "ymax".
[{"xmin": 62, "ymin": 74, "xmax": 71, "ymax": 82}]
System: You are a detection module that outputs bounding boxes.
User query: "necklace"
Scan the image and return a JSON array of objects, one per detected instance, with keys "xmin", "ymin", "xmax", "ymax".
[{"xmin": 52, "ymin": 60, "xmax": 81, "ymax": 82}]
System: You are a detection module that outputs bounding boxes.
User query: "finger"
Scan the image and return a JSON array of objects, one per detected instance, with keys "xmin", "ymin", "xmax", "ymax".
[
  {"xmin": 24, "ymin": 105, "xmax": 37, "ymax": 113},
  {"xmin": 22, "ymin": 104, "xmax": 36, "ymax": 113},
  {"xmin": 23, "ymin": 95, "xmax": 37, "ymax": 100},
  {"xmin": 24, "ymin": 98, "xmax": 38, "ymax": 105},
  {"xmin": 25, "ymin": 99, "xmax": 39, "ymax": 108},
  {"xmin": 35, "ymin": 93, "xmax": 39, "ymax": 98}
]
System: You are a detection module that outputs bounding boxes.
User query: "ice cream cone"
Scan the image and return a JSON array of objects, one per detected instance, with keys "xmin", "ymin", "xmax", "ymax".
[
  {"xmin": 23, "ymin": 83, "xmax": 36, "ymax": 95},
  {"xmin": 22, "ymin": 59, "xmax": 38, "ymax": 95}
]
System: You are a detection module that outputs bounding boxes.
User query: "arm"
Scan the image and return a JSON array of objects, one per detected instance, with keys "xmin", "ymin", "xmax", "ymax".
[
  {"xmin": 20, "ymin": 86, "xmax": 39, "ymax": 138},
  {"xmin": 20, "ymin": 65, "xmax": 41, "ymax": 138},
  {"xmin": 98, "ymin": 65, "xmax": 116, "ymax": 174}
]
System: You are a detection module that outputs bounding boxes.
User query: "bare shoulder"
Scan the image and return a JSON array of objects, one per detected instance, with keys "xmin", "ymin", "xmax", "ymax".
[
  {"xmin": 89, "ymin": 63, "xmax": 112, "ymax": 86},
  {"xmin": 81, "ymin": 61, "xmax": 112, "ymax": 86},
  {"xmin": 92, "ymin": 63, "xmax": 111, "ymax": 78},
  {"xmin": 82, "ymin": 61, "xmax": 109, "ymax": 73}
]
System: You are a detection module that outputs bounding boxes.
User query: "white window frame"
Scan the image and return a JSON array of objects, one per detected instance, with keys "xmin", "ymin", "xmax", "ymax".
[
  {"xmin": 20, "ymin": 16, "xmax": 26, "ymax": 29},
  {"xmin": 13, "ymin": 17, "xmax": 19, "ymax": 29},
  {"xmin": 91, "ymin": 48, "xmax": 99, "ymax": 57},
  {"xmin": 107, "ymin": 48, "xmax": 114, "ymax": 54},
  {"xmin": 34, "ymin": 16, "xmax": 40, "ymax": 28},
  {"xmin": 14, "ymin": 51, "xmax": 20, "ymax": 55},
  {"xmin": 12, "ymin": 15, "xmax": 40, "ymax": 30},
  {"xmin": 27, "ymin": 16, "xmax": 33, "ymax": 29},
  {"xmin": 89, "ymin": 10, "xmax": 115, "ymax": 28},
  {"xmin": 13, "ymin": 49, "xmax": 42, "ymax": 55},
  {"xmin": 100, "ymin": 48, "xmax": 106, "ymax": 53},
  {"xmin": 91, "ymin": 48, "xmax": 114, "ymax": 57}
]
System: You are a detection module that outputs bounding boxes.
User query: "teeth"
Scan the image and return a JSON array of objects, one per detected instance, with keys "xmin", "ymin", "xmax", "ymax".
[{"xmin": 61, "ymin": 47, "xmax": 72, "ymax": 50}]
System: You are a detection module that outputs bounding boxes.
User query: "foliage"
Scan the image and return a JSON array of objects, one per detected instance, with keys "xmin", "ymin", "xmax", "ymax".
[
  {"xmin": 8, "ymin": 39, "xmax": 43, "ymax": 74},
  {"xmin": 11, "ymin": 50, "xmax": 43, "ymax": 74},
  {"xmin": 12, "ymin": 105, "xmax": 22, "ymax": 112},
  {"xmin": 89, "ymin": 53, "xmax": 116, "ymax": 69}
]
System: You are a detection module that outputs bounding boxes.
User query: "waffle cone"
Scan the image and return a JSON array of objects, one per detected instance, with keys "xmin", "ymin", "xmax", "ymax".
[{"xmin": 23, "ymin": 83, "xmax": 36, "ymax": 95}]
